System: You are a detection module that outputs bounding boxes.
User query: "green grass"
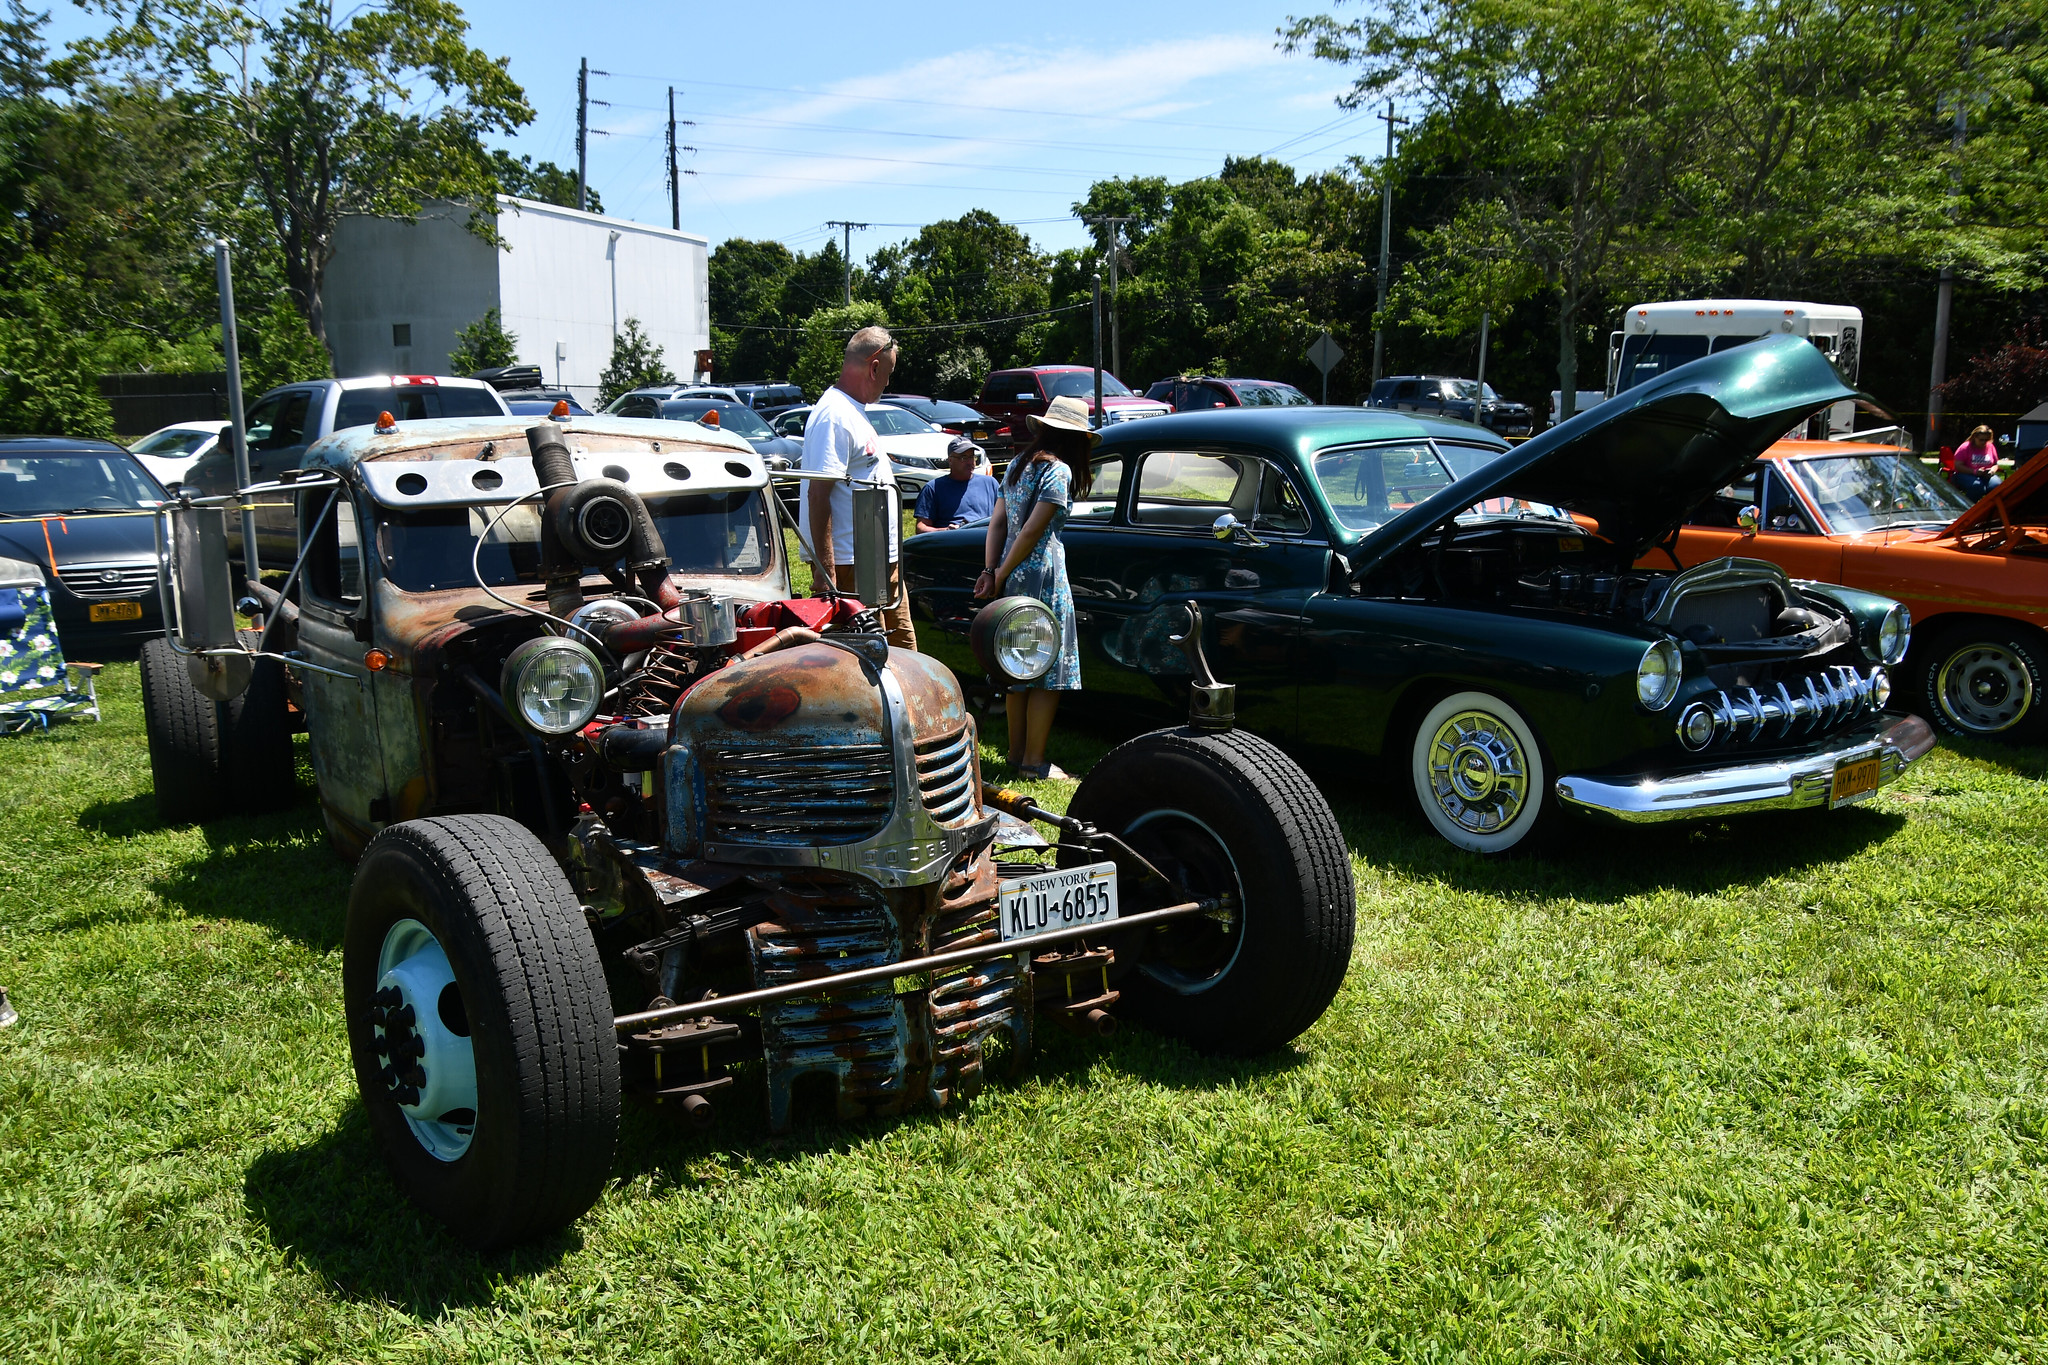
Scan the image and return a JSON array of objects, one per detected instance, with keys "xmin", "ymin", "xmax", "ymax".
[{"xmin": 5, "ymin": 664, "xmax": 2048, "ymax": 1361}]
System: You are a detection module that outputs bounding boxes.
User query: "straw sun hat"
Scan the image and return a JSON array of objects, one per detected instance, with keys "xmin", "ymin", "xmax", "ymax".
[{"xmin": 1024, "ymin": 394, "xmax": 1102, "ymax": 445}]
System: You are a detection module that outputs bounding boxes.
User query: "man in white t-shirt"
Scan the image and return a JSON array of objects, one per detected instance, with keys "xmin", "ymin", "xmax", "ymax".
[{"xmin": 801, "ymin": 325, "xmax": 916, "ymax": 650}]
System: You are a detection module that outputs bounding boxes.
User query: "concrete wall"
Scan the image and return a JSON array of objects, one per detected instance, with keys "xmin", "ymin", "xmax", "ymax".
[
  {"xmin": 325, "ymin": 203, "xmax": 500, "ymax": 381},
  {"xmin": 494, "ymin": 198, "xmax": 709, "ymax": 402},
  {"xmin": 324, "ymin": 196, "xmax": 710, "ymax": 404}
]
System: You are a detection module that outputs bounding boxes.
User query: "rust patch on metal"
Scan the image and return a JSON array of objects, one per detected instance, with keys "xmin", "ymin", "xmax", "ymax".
[{"xmin": 717, "ymin": 683, "xmax": 803, "ymax": 731}]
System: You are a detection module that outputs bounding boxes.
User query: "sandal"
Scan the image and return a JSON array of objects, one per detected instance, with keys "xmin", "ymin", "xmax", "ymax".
[{"xmin": 1015, "ymin": 762, "xmax": 1071, "ymax": 782}]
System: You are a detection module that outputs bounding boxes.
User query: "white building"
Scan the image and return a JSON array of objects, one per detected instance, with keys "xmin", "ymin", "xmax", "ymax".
[{"xmin": 324, "ymin": 195, "xmax": 710, "ymax": 405}]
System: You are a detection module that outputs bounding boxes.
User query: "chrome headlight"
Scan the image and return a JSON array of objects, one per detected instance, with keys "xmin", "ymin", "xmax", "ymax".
[
  {"xmin": 1676, "ymin": 700, "xmax": 1718, "ymax": 750},
  {"xmin": 1636, "ymin": 637, "xmax": 1683, "ymax": 711},
  {"xmin": 969, "ymin": 595, "xmax": 1058, "ymax": 685},
  {"xmin": 1878, "ymin": 603, "xmax": 1910, "ymax": 665},
  {"xmin": 501, "ymin": 636, "xmax": 604, "ymax": 734},
  {"xmin": 1869, "ymin": 667, "xmax": 1892, "ymax": 709}
]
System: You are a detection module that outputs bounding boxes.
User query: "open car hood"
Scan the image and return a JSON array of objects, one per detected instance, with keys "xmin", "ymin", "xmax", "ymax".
[
  {"xmin": 1357, "ymin": 335, "xmax": 1857, "ymax": 565},
  {"xmin": 1945, "ymin": 436, "xmax": 2048, "ymax": 538}
]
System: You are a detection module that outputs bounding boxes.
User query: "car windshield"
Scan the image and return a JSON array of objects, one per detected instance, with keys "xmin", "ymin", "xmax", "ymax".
[
  {"xmin": 1040, "ymin": 371, "xmax": 1133, "ymax": 399},
  {"xmin": 661, "ymin": 400, "xmax": 773, "ymax": 439},
  {"xmin": 1310, "ymin": 442, "xmax": 1459, "ymax": 534},
  {"xmin": 334, "ymin": 386, "xmax": 504, "ymax": 430},
  {"xmin": 133, "ymin": 429, "xmax": 215, "ymax": 455},
  {"xmin": 376, "ymin": 489, "xmax": 776, "ymax": 592},
  {"xmin": 1448, "ymin": 381, "xmax": 1502, "ymax": 401},
  {"xmin": 1785, "ymin": 453, "xmax": 1971, "ymax": 532},
  {"xmin": 0, "ymin": 453, "xmax": 163, "ymax": 514},
  {"xmin": 1231, "ymin": 383, "xmax": 1313, "ymax": 407},
  {"xmin": 866, "ymin": 407, "xmax": 936, "ymax": 435}
]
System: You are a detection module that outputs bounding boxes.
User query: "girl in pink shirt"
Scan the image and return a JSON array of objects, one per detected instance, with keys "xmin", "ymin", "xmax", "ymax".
[{"xmin": 1949, "ymin": 425, "xmax": 2003, "ymax": 500}]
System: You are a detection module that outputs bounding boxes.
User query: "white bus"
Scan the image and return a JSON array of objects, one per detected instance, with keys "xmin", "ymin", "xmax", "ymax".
[{"xmin": 1604, "ymin": 298, "xmax": 1863, "ymax": 434}]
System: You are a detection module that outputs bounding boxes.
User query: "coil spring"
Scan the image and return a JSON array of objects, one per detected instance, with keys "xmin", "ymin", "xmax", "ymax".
[{"xmin": 616, "ymin": 639, "xmax": 702, "ymax": 717}]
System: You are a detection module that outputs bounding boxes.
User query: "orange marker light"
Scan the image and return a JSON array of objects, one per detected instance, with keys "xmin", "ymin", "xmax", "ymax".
[
  {"xmin": 364, "ymin": 648, "xmax": 392, "ymax": 671},
  {"xmin": 703, "ymin": 410, "xmax": 720, "ymax": 427},
  {"xmin": 375, "ymin": 410, "xmax": 397, "ymax": 432},
  {"xmin": 551, "ymin": 400, "xmax": 570, "ymax": 418}
]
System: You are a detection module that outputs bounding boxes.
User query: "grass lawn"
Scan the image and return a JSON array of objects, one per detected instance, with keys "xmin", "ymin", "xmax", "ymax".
[{"xmin": 4, "ymin": 661, "xmax": 2048, "ymax": 1362}]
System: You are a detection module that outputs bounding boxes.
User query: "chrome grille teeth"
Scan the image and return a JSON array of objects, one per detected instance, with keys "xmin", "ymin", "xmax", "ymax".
[
  {"xmin": 914, "ymin": 727, "xmax": 977, "ymax": 827},
  {"xmin": 1680, "ymin": 668, "xmax": 1883, "ymax": 751}
]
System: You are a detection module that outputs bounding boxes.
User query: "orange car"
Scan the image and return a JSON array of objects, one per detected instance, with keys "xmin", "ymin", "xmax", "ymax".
[{"xmin": 1645, "ymin": 440, "xmax": 2048, "ymax": 743}]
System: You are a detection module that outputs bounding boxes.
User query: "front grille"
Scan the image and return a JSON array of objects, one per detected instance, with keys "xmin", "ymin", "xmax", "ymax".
[
  {"xmin": 916, "ymin": 727, "xmax": 976, "ymax": 826},
  {"xmin": 702, "ymin": 744, "xmax": 893, "ymax": 845},
  {"xmin": 55, "ymin": 562, "xmax": 157, "ymax": 602},
  {"xmin": 1677, "ymin": 665, "xmax": 1887, "ymax": 751}
]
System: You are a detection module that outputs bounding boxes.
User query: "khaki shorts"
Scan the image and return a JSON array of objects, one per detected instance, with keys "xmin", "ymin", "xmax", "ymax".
[{"xmin": 830, "ymin": 563, "xmax": 917, "ymax": 652}]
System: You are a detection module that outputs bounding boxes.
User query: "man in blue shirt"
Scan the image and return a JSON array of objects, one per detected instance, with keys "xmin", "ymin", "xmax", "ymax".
[{"xmin": 912, "ymin": 436, "xmax": 999, "ymax": 533}]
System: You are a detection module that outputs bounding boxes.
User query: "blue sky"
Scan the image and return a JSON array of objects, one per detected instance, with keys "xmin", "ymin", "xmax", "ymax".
[{"xmin": 50, "ymin": 0, "xmax": 1385, "ymax": 260}]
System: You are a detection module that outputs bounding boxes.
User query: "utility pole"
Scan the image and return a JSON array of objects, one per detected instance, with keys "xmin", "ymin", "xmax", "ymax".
[
  {"xmin": 1373, "ymin": 100, "xmax": 1410, "ymax": 385},
  {"xmin": 825, "ymin": 221, "xmax": 869, "ymax": 304},
  {"xmin": 1091, "ymin": 272, "xmax": 1104, "ymax": 428},
  {"xmin": 1084, "ymin": 215, "xmax": 1133, "ymax": 377},
  {"xmin": 1926, "ymin": 95, "xmax": 1969, "ymax": 452},
  {"xmin": 575, "ymin": 59, "xmax": 609, "ymax": 212},
  {"xmin": 667, "ymin": 87, "xmax": 680, "ymax": 231},
  {"xmin": 1476, "ymin": 310, "xmax": 1491, "ymax": 395}
]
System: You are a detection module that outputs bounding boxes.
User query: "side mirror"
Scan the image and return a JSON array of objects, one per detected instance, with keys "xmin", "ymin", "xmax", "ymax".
[
  {"xmin": 1212, "ymin": 512, "xmax": 1265, "ymax": 547},
  {"xmin": 1737, "ymin": 505, "xmax": 1761, "ymax": 535},
  {"xmin": 849, "ymin": 483, "xmax": 899, "ymax": 611},
  {"xmin": 159, "ymin": 502, "xmax": 252, "ymax": 700}
]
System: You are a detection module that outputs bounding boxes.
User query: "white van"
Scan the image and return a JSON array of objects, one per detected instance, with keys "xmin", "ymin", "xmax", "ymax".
[{"xmin": 1604, "ymin": 299, "xmax": 1864, "ymax": 433}]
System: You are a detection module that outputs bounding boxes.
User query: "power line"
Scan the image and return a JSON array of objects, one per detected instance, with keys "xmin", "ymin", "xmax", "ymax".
[{"xmin": 597, "ymin": 103, "xmax": 1238, "ymax": 161}]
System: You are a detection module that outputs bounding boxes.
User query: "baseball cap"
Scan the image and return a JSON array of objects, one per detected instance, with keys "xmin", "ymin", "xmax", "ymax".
[{"xmin": 946, "ymin": 434, "xmax": 983, "ymax": 460}]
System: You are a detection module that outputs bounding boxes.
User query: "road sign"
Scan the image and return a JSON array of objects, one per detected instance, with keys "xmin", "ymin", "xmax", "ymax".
[
  {"xmin": 1306, "ymin": 332, "xmax": 1344, "ymax": 374},
  {"xmin": 1306, "ymin": 332, "xmax": 1344, "ymax": 404}
]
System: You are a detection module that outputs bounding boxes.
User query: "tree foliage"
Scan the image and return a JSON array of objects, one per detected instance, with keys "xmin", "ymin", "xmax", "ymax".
[
  {"xmin": 490, "ymin": 149, "xmax": 595, "ymax": 213},
  {"xmin": 447, "ymin": 306, "xmax": 518, "ymax": 374},
  {"xmin": 597, "ymin": 318, "xmax": 672, "ymax": 407},
  {"xmin": 792, "ymin": 302, "xmax": 892, "ymax": 400}
]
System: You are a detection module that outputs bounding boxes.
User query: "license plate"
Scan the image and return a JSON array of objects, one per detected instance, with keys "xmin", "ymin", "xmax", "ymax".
[
  {"xmin": 998, "ymin": 861, "xmax": 1118, "ymax": 942},
  {"xmin": 1829, "ymin": 755, "xmax": 1882, "ymax": 808},
  {"xmin": 88, "ymin": 600, "xmax": 142, "ymax": 623}
]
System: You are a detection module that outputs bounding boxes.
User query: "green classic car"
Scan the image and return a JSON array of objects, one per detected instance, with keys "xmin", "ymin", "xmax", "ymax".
[{"xmin": 904, "ymin": 337, "xmax": 1934, "ymax": 854}]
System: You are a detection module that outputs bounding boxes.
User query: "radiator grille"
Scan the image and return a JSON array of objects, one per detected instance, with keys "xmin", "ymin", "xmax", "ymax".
[
  {"xmin": 701, "ymin": 744, "xmax": 893, "ymax": 845},
  {"xmin": 55, "ymin": 562, "xmax": 157, "ymax": 602},
  {"xmin": 915, "ymin": 726, "xmax": 976, "ymax": 826}
]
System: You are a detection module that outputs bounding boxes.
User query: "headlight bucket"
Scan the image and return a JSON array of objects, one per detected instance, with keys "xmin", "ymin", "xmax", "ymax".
[
  {"xmin": 1878, "ymin": 603, "xmax": 1911, "ymax": 665},
  {"xmin": 1636, "ymin": 637, "xmax": 1683, "ymax": 711},
  {"xmin": 501, "ymin": 636, "xmax": 605, "ymax": 735},
  {"xmin": 970, "ymin": 595, "xmax": 1058, "ymax": 686}
]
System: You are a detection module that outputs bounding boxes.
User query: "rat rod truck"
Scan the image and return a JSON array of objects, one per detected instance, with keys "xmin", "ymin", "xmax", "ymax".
[{"xmin": 141, "ymin": 411, "xmax": 1356, "ymax": 1249}]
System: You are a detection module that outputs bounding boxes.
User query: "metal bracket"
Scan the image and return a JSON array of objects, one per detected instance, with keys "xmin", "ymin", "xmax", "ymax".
[{"xmin": 1169, "ymin": 600, "xmax": 1235, "ymax": 731}]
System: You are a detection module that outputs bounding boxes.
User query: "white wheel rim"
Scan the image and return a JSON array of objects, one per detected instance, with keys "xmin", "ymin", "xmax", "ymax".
[
  {"xmin": 1937, "ymin": 643, "xmax": 2034, "ymax": 734},
  {"xmin": 1426, "ymin": 710, "xmax": 1530, "ymax": 835},
  {"xmin": 375, "ymin": 918, "xmax": 478, "ymax": 1162}
]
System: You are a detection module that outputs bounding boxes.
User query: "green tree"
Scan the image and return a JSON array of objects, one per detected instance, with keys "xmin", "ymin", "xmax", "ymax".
[
  {"xmin": 708, "ymin": 238, "xmax": 800, "ymax": 382},
  {"xmin": 597, "ymin": 318, "xmax": 672, "ymax": 407},
  {"xmin": 240, "ymin": 291, "xmax": 333, "ymax": 395},
  {"xmin": 1390, "ymin": 198, "xmax": 1543, "ymax": 379},
  {"xmin": 490, "ymin": 149, "xmax": 596, "ymax": 213},
  {"xmin": 88, "ymin": 0, "xmax": 533, "ymax": 360},
  {"xmin": 866, "ymin": 210, "xmax": 1050, "ymax": 394},
  {"xmin": 792, "ymin": 302, "xmax": 891, "ymax": 400},
  {"xmin": 447, "ymin": 306, "xmax": 518, "ymax": 374}
]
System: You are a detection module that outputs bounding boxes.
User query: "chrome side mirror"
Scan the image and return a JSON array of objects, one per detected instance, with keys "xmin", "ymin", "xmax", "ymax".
[
  {"xmin": 849, "ymin": 483, "xmax": 899, "ymax": 610},
  {"xmin": 1737, "ymin": 504, "xmax": 1761, "ymax": 535},
  {"xmin": 1212, "ymin": 512, "xmax": 1265, "ymax": 546}
]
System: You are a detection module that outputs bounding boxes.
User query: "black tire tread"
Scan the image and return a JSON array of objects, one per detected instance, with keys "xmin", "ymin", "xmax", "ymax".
[
  {"xmin": 1073, "ymin": 726, "xmax": 1355, "ymax": 1053},
  {"xmin": 1916, "ymin": 620, "xmax": 2048, "ymax": 743},
  {"xmin": 353, "ymin": 816, "xmax": 618, "ymax": 1248},
  {"xmin": 140, "ymin": 636, "xmax": 229, "ymax": 823}
]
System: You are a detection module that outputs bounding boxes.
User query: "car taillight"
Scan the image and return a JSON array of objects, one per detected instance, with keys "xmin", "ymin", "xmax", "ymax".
[{"xmin": 395, "ymin": 374, "xmax": 439, "ymax": 386}]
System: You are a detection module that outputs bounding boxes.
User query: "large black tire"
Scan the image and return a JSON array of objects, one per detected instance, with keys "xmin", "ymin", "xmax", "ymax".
[
  {"xmin": 140, "ymin": 638, "xmax": 297, "ymax": 823},
  {"xmin": 343, "ymin": 815, "xmax": 619, "ymax": 1251},
  {"xmin": 1916, "ymin": 622, "xmax": 2048, "ymax": 744},
  {"xmin": 1063, "ymin": 727, "xmax": 1355, "ymax": 1055}
]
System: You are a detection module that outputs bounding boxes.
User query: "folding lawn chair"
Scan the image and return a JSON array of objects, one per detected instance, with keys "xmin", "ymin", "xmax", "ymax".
[{"xmin": 0, "ymin": 556, "xmax": 102, "ymax": 733}]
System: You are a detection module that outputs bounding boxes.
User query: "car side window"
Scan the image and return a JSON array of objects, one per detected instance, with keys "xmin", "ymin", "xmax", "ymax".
[
  {"xmin": 1071, "ymin": 454, "xmax": 1125, "ymax": 521},
  {"xmin": 1393, "ymin": 380, "xmax": 1420, "ymax": 403},
  {"xmin": 243, "ymin": 394, "xmax": 283, "ymax": 449},
  {"xmin": 303, "ymin": 488, "xmax": 363, "ymax": 608},
  {"xmin": 1689, "ymin": 465, "xmax": 1762, "ymax": 528},
  {"xmin": 1129, "ymin": 451, "xmax": 1256, "ymax": 529},
  {"xmin": 1254, "ymin": 465, "xmax": 1313, "ymax": 534},
  {"xmin": 252, "ymin": 391, "xmax": 311, "ymax": 451},
  {"xmin": 1761, "ymin": 467, "xmax": 1815, "ymax": 534}
]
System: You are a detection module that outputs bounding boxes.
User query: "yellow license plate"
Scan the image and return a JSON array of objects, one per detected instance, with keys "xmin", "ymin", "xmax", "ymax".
[
  {"xmin": 88, "ymin": 600, "xmax": 143, "ymax": 623},
  {"xmin": 1829, "ymin": 756, "xmax": 1882, "ymax": 809}
]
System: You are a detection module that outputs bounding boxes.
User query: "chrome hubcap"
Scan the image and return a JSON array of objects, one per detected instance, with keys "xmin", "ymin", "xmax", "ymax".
[
  {"xmin": 374, "ymin": 919, "xmax": 477, "ymax": 1161},
  {"xmin": 1427, "ymin": 712, "xmax": 1528, "ymax": 834},
  {"xmin": 1938, "ymin": 644, "xmax": 2033, "ymax": 734}
]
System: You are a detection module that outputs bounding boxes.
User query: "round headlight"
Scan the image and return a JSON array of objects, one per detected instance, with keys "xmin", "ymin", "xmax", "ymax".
[
  {"xmin": 501, "ymin": 637, "xmax": 604, "ymax": 734},
  {"xmin": 1636, "ymin": 637, "xmax": 1683, "ymax": 711},
  {"xmin": 1677, "ymin": 701, "xmax": 1718, "ymax": 750},
  {"xmin": 969, "ymin": 596, "xmax": 1058, "ymax": 685},
  {"xmin": 1878, "ymin": 603, "xmax": 1910, "ymax": 665}
]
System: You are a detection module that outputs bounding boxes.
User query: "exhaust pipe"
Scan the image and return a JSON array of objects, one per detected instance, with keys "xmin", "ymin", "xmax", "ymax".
[{"xmin": 525, "ymin": 421, "xmax": 679, "ymax": 617}]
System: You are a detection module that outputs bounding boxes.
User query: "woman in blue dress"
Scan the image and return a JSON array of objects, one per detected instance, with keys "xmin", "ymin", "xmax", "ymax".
[{"xmin": 975, "ymin": 394, "xmax": 1094, "ymax": 780}]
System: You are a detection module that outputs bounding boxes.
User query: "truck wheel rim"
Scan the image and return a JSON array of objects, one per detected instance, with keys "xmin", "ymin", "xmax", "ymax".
[
  {"xmin": 1938, "ymin": 644, "xmax": 2033, "ymax": 734},
  {"xmin": 1120, "ymin": 809, "xmax": 1244, "ymax": 995},
  {"xmin": 1426, "ymin": 710, "xmax": 1529, "ymax": 835},
  {"xmin": 374, "ymin": 919, "xmax": 478, "ymax": 1162}
]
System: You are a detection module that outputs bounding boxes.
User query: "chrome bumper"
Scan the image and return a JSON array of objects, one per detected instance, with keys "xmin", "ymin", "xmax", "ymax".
[{"xmin": 1554, "ymin": 713, "xmax": 1936, "ymax": 823}]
